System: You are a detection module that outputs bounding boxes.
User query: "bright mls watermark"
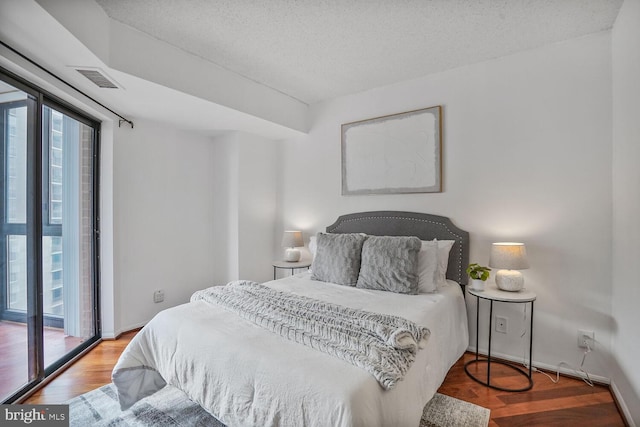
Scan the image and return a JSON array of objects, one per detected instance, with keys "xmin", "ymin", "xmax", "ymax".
[{"xmin": 1, "ymin": 405, "xmax": 68, "ymax": 426}]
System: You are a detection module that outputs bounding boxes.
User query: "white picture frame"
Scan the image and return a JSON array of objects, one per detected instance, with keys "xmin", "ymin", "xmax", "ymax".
[{"xmin": 341, "ymin": 106, "xmax": 442, "ymax": 195}]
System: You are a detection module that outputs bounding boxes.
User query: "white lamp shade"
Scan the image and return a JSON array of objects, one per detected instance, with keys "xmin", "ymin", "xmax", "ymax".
[
  {"xmin": 281, "ymin": 231, "xmax": 303, "ymax": 248},
  {"xmin": 489, "ymin": 242, "xmax": 529, "ymax": 270}
]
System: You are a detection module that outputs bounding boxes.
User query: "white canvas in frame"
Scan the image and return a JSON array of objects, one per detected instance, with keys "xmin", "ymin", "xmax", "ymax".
[{"xmin": 341, "ymin": 106, "xmax": 442, "ymax": 195}]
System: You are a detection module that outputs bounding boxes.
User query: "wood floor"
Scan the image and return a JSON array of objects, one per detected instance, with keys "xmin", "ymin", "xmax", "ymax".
[
  {"xmin": 438, "ymin": 353, "xmax": 627, "ymax": 426},
  {"xmin": 25, "ymin": 331, "xmax": 627, "ymax": 426},
  {"xmin": 23, "ymin": 330, "xmax": 135, "ymax": 404}
]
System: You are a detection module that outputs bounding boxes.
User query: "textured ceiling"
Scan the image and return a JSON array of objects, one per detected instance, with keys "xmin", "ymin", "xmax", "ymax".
[{"xmin": 95, "ymin": 0, "xmax": 622, "ymax": 105}]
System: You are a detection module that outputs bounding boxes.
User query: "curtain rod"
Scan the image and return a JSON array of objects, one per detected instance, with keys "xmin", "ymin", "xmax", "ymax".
[{"xmin": 0, "ymin": 40, "xmax": 134, "ymax": 129}]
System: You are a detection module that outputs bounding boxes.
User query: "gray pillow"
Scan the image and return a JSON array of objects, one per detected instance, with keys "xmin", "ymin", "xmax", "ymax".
[
  {"xmin": 356, "ymin": 235, "xmax": 421, "ymax": 294},
  {"xmin": 311, "ymin": 233, "xmax": 368, "ymax": 286}
]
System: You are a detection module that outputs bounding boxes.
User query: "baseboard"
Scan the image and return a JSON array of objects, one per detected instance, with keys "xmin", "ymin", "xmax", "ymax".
[
  {"xmin": 610, "ymin": 379, "xmax": 636, "ymax": 427},
  {"xmin": 466, "ymin": 346, "xmax": 611, "ymax": 385},
  {"xmin": 102, "ymin": 322, "xmax": 146, "ymax": 340}
]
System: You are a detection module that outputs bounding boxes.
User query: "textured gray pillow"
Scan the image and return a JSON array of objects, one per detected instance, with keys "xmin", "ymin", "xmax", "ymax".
[
  {"xmin": 311, "ymin": 233, "xmax": 368, "ymax": 286},
  {"xmin": 356, "ymin": 235, "xmax": 421, "ymax": 294}
]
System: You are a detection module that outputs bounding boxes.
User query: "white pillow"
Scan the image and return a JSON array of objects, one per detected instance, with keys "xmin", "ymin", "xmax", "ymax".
[
  {"xmin": 417, "ymin": 240, "xmax": 439, "ymax": 293},
  {"xmin": 309, "ymin": 235, "xmax": 317, "ymax": 258},
  {"xmin": 434, "ymin": 239, "xmax": 455, "ymax": 287}
]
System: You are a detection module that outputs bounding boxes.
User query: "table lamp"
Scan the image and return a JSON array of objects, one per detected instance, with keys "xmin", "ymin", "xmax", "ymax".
[
  {"xmin": 489, "ymin": 242, "xmax": 529, "ymax": 291},
  {"xmin": 282, "ymin": 231, "xmax": 304, "ymax": 262}
]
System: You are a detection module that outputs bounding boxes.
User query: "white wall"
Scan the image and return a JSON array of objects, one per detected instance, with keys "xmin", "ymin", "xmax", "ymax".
[
  {"xmin": 279, "ymin": 32, "xmax": 614, "ymax": 378},
  {"xmin": 110, "ymin": 119, "xmax": 217, "ymax": 334},
  {"xmin": 612, "ymin": 0, "xmax": 640, "ymax": 424},
  {"xmin": 236, "ymin": 134, "xmax": 279, "ymax": 281},
  {"xmin": 211, "ymin": 131, "xmax": 278, "ymax": 284},
  {"xmin": 102, "ymin": 123, "xmax": 279, "ymax": 337},
  {"xmin": 210, "ymin": 134, "xmax": 236, "ymax": 282},
  {"xmin": 99, "ymin": 121, "xmax": 116, "ymax": 338}
]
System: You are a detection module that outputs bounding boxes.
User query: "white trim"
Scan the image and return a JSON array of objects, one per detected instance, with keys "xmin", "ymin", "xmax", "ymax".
[
  {"xmin": 102, "ymin": 321, "xmax": 146, "ymax": 340},
  {"xmin": 101, "ymin": 331, "xmax": 117, "ymax": 340},
  {"xmin": 496, "ymin": 358, "xmax": 637, "ymax": 427},
  {"xmin": 466, "ymin": 346, "xmax": 611, "ymax": 385},
  {"xmin": 610, "ymin": 379, "xmax": 636, "ymax": 427}
]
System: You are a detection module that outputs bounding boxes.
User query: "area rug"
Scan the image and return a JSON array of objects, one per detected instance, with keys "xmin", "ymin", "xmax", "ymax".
[{"xmin": 66, "ymin": 383, "xmax": 490, "ymax": 427}]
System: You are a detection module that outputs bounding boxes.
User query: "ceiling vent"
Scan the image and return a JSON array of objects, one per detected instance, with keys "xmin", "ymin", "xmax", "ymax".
[{"xmin": 76, "ymin": 68, "xmax": 119, "ymax": 89}]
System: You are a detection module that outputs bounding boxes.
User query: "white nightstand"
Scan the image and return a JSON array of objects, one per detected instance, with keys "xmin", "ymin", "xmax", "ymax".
[
  {"xmin": 272, "ymin": 260, "xmax": 311, "ymax": 280},
  {"xmin": 465, "ymin": 283, "xmax": 537, "ymax": 392}
]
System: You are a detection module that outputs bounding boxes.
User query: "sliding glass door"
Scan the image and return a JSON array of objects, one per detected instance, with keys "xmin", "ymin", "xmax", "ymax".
[
  {"xmin": 0, "ymin": 78, "xmax": 37, "ymax": 403},
  {"xmin": 0, "ymin": 70, "xmax": 100, "ymax": 403},
  {"xmin": 40, "ymin": 105, "xmax": 98, "ymax": 372}
]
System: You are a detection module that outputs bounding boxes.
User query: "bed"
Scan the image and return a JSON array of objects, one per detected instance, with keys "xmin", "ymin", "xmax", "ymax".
[{"xmin": 112, "ymin": 211, "xmax": 470, "ymax": 427}]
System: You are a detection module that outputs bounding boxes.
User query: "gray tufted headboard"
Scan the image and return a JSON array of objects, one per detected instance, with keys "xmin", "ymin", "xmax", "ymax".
[{"xmin": 326, "ymin": 211, "xmax": 470, "ymax": 288}]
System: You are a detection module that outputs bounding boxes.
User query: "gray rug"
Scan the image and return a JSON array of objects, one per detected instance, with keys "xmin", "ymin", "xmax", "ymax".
[{"xmin": 67, "ymin": 383, "xmax": 489, "ymax": 427}]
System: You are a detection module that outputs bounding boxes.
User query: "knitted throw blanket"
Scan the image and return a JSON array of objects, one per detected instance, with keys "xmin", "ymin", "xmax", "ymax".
[{"xmin": 191, "ymin": 281, "xmax": 430, "ymax": 389}]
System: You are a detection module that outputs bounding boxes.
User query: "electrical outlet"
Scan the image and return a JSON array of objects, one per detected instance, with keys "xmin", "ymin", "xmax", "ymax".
[
  {"xmin": 153, "ymin": 290, "xmax": 164, "ymax": 303},
  {"xmin": 496, "ymin": 316, "xmax": 508, "ymax": 334},
  {"xmin": 578, "ymin": 330, "xmax": 595, "ymax": 348}
]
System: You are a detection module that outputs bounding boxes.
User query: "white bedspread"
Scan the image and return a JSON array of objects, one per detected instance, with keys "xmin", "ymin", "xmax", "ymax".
[{"xmin": 112, "ymin": 273, "xmax": 468, "ymax": 427}]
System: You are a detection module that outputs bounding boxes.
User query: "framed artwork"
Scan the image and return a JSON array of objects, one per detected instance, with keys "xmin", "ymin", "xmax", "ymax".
[{"xmin": 341, "ymin": 106, "xmax": 442, "ymax": 195}]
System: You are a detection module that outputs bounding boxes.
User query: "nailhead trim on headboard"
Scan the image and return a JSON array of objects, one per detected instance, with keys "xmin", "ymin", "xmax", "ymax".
[{"xmin": 326, "ymin": 212, "xmax": 470, "ymax": 286}]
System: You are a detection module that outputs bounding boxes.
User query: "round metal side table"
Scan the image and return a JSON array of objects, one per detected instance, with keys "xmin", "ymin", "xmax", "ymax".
[{"xmin": 465, "ymin": 284, "xmax": 536, "ymax": 392}]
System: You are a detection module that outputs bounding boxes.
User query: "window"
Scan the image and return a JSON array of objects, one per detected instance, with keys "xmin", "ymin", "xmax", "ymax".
[{"xmin": 0, "ymin": 68, "xmax": 100, "ymax": 403}]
